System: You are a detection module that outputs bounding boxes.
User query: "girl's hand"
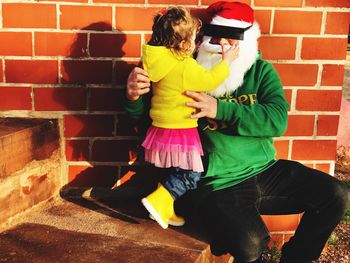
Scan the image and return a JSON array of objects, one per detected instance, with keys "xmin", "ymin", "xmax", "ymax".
[
  {"xmin": 126, "ymin": 67, "xmax": 151, "ymax": 101},
  {"xmin": 222, "ymin": 43, "xmax": 239, "ymax": 64}
]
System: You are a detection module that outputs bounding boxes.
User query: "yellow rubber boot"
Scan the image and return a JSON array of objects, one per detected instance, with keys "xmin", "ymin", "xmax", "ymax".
[
  {"xmin": 149, "ymin": 212, "xmax": 185, "ymax": 226},
  {"xmin": 168, "ymin": 213, "xmax": 185, "ymax": 226},
  {"xmin": 141, "ymin": 184, "xmax": 174, "ymax": 229}
]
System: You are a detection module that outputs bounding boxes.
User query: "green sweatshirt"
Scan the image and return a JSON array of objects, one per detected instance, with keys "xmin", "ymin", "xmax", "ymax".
[{"xmin": 124, "ymin": 53, "xmax": 289, "ymax": 199}]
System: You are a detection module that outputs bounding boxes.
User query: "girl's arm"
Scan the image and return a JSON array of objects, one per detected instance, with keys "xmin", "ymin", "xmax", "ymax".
[{"xmin": 183, "ymin": 59, "xmax": 230, "ymax": 92}]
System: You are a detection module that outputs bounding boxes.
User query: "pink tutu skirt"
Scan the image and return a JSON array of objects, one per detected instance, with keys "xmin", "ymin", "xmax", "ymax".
[{"xmin": 142, "ymin": 126, "xmax": 204, "ymax": 172}]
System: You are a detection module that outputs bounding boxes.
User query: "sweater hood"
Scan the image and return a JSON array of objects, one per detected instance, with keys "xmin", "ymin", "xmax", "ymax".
[{"xmin": 142, "ymin": 44, "xmax": 182, "ymax": 82}]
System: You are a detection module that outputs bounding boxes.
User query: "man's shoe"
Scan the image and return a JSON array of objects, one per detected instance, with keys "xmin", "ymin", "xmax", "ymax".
[{"xmin": 141, "ymin": 184, "xmax": 174, "ymax": 229}]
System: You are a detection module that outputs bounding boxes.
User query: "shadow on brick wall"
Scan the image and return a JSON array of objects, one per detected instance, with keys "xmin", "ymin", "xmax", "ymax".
[
  {"xmin": 52, "ymin": 21, "xmax": 141, "ymax": 184},
  {"xmin": 55, "ymin": 21, "xmax": 161, "ymax": 224}
]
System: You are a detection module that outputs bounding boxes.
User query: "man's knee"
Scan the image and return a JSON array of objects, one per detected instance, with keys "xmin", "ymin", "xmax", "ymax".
[
  {"xmin": 228, "ymin": 233, "xmax": 270, "ymax": 263},
  {"xmin": 332, "ymin": 180, "xmax": 350, "ymax": 212}
]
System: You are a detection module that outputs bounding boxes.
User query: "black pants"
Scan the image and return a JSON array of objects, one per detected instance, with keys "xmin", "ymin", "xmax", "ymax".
[{"xmin": 197, "ymin": 160, "xmax": 350, "ymax": 263}]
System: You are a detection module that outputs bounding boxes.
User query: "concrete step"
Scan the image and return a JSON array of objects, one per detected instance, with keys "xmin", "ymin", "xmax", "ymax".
[
  {"xmin": 0, "ymin": 188, "xmax": 233, "ymax": 263},
  {"xmin": 0, "ymin": 118, "xmax": 61, "ymax": 226},
  {"xmin": 0, "ymin": 118, "xmax": 59, "ymax": 179}
]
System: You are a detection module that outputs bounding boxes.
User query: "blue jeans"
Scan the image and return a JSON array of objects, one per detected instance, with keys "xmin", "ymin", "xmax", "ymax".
[
  {"xmin": 162, "ymin": 167, "xmax": 201, "ymax": 200},
  {"xmin": 195, "ymin": 160, "xmax": 350, "ymax": 263}
]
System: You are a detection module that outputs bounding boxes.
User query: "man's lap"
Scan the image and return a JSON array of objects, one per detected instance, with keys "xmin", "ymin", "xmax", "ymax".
[{"xmin": 198, "ymin": 159, "xmax": 345, "ymax": 221}]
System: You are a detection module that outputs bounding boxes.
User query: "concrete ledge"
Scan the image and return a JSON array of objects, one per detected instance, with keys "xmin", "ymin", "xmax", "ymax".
[
  {"xmin": 0, "ymin": 118, "xmax": 61, "ymax": 226},
  {"xmin": 0, "ymin": 188, "xmax": 233, "ymax": 263}
]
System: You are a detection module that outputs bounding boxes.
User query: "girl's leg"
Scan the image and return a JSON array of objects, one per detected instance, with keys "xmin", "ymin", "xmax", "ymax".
[
  {"xmin": 143, "ymin": 167, "xmax": 201, "ymax": 228},
  {"xmin": 162, "ymin": 167, "xmax": 201, "ymax": 200}
]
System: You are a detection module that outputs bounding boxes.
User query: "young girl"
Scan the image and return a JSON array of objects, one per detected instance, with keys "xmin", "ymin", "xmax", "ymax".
[{"xmin": 141, "ymin": 6, "xmax": 239, "ymax": 229}]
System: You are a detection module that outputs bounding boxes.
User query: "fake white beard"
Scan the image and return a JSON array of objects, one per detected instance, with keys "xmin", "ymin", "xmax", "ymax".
[{"xmin": 196, "ymin": 22, "xmax": 261, "ymax": 98}]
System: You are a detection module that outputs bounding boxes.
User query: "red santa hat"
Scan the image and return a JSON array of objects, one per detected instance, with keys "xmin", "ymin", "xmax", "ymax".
[
  {"xmin": 207, "ymin": 1, "xmax": 254, "ymax": 31},
  {"xmin": 207, "ymin": 1, "xmax": 254, "ymax": 27}
]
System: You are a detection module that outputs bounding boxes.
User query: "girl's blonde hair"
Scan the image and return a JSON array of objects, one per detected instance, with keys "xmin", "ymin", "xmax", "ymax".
[{"xmin": 148, "ymin": 6, "xmax": 201, "ymax": 57}]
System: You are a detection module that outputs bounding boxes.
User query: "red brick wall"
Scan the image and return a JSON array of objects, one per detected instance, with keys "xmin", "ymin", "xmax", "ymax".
[{"xmin": 0, "ymin": 0, "xmax": 349, "ymax": 222}]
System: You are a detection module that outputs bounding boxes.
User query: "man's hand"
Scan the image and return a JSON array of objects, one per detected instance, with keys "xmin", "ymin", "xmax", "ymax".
[
  {"xmin": 185, "ymin": 91, "xmax": 218, "ymax": 119},
  {"xmin": 126, "ymin": 67, "xmax": 151, "ymax": 101}
]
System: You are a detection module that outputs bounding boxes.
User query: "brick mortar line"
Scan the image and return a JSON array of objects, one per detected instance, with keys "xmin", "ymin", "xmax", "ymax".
[
  {"xmin": 31, "ymin": 31, "xmax": 35, "ymax": 56},
  {"xmin": 0, "ymin": 56, "xmax": 345, "ymax": 64},
  {"xmin": 329, "ymin": 161, "xmax": 335, "ymax": 176},
  {"xmin": 2, "ymin": 58, "xmax": 5, "ymax": 83},
  {"xmin": 1, "ymin": 28, "xmax": 348, "ymax": 38},
  {"xmin": 295, "ymin": 36, "xmax": 302, "ymax": 61},
  {"xmin": 31, "ymin": 86, "xmax": 34, "ymax": 111},
  {"xmin": 0, "ymin": 29, "xmax": 140, "ymax": 34},
  {"xmin": 290, "ymin": 89, "xmax": 296, "ymax": 112},
  {"xmin": 269, "ymin": 8, "xmax": 275, "ymax": 35},
  {"xmin": 288, "ymin": 138, "xmax": 292, "ymax": 160},
  {"xmin": 269, "ymin": 231, "xmax": 296, "ymax": 234},
  {"xmin": 88, "ymin": 138, "xmax": 93, "ymax": 165},
  {"xmin": 261, "ymin": 34, "xmax": 348, "ymax": 38},
  {"xmin": 6, "ymin": 1, "xmax": 347, "ymax": 11},
  {"xmin": 289, "ymin": 111, "xmax": 341, "ymax": 115},
  {"xmin": 283, "ymin": 136, "xmax": 338, "ymax": 140},
  {"xmin": 86, "ymin": 32, "xmax": 91, "ymax": 56},
  {"xmin": 113, "ymin": 114, "xmax": 117, "ymax": 137},
  {"xmin": 0, "ymin": 109, "xmax": 128, "ymax": 117},
  {"xmin": 0, "ymin": 4, "xmax": 2, "ymax": 29},
  {"xmin": 320, "ymin": 9, "xmax": 327, "ymax": 35},
  {"xmin": 316, "ymin": 63, "xmax": 323, "ymax": 87},
  {"xmin": 252, "ymin": 7, "xmax": 350, "ymax": 11},
  {"xmin": 287, "ymin": 112, "xmax": 340, "ymax": 115},
  {"xmin": 313, "ymin": 114, "xmax": 319, "ymax": 137},
  {"xmin": 56, "ymin": 3, "xmax": 60, "ymax": 30},
  {"xmin": 0, "ymin": 111, "xmax": 63, "ymax": 118},
  {"xmin": 111, "ymin": 3, "xmax": 116, "ymax": 30},
  {"xmin": 0, "ymin": 56, "xmax": 142, "ymax": 62},
  {"xmin": 37, "ymin": 111, "xmax": 124, "ymax": 114},
  {"xmin": 57, "ymin": 57, "xmax": 62, "ymax": 84},
  {"xmin": 297, "ymin": 160, "xmax": 336, "ymax": 164},
  {"xmin": 271, "ymin": 60, "xmax": 347, "ymax": 64},
  {"xmin": 38, "ymin": 2, "xmax": 200, "ymax": 8},
  {"xmin": 0, "ymin": 83, "xmax": 121, "ymax": 88},
  {"xmin": 287, "ymin": 87, "xmax": 343, "ymax": 90}
]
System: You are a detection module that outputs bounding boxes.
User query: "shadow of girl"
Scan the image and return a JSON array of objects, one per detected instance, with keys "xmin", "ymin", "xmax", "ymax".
[{"xmin": 55, "ymin": 22, "xmax": 148, "ymax": 222}]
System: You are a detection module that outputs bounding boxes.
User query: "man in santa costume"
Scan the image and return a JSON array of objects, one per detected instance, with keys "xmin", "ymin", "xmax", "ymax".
[{"xmin": 124, "ymin": 2, "xmax": 349, "ymax": 262}]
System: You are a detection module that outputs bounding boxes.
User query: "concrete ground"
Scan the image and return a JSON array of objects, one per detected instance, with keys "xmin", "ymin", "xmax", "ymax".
[{"xmin": 0, "ymin": 187, "xmax": 230, "ymax": 263}]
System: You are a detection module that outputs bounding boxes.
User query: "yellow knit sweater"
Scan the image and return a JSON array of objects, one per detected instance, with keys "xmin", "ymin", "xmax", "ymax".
[{"xmin": 142, "ymin": 44, "xmax": 230, "ymax": 128}]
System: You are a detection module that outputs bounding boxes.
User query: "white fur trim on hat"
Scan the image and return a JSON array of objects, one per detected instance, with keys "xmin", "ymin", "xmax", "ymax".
[{"xmin": 211, "ymin": 15, "xmax": 252, "ymax": 29}]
